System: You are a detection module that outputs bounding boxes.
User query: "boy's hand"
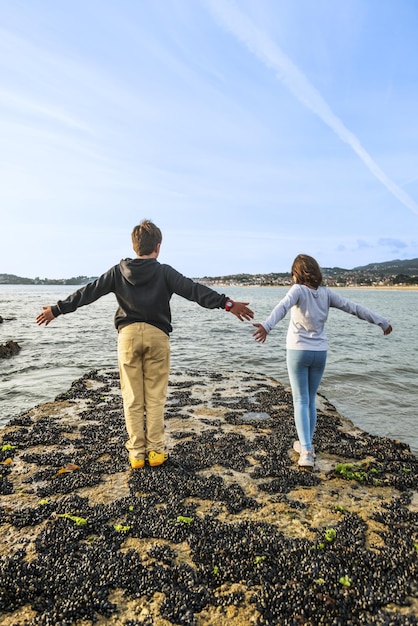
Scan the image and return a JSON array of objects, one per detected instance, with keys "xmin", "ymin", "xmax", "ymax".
[
  {"xmin": 36, "ymin": 306, "xmax": 55, "ymax": 326},
  {"xmin": 230, "ymin": 301, "xmax": 254, "ymax": 322},
  {"xmin": 252, "ymin": 323, "xmax": 267, "ymax": 343},
  {"xmin": 383, "ymin": 324, "xmax": 392, "ymax": 336}
]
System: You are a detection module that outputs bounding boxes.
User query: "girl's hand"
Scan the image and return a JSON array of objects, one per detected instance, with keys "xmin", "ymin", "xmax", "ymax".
[
  {"xmin": 252, "ymin": 323, "xmax": 267, "ymax": 343},
  {"xmin": 383, "ymin": 324, "xmax": 393, "ymax": 336}
]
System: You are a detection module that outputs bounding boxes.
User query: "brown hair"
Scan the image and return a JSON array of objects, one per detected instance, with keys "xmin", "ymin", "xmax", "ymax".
[
  {"xmin": 291, "ymin": 254, "xmax": 323, "ymax": 288},
  {"xmin": 131, "ymin": 220, "xmax": 162, "ymax": 256}
]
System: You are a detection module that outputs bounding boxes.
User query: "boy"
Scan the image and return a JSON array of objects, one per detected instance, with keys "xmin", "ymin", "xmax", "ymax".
[{"xmin": 36, "ymin": 220, "xmax": 254, "ymax": 469}]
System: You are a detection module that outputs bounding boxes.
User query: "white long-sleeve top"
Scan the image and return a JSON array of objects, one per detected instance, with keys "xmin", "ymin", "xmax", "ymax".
[{"xmin": 262, "ymin": 284, "xmax": 391, "ymax": 351}]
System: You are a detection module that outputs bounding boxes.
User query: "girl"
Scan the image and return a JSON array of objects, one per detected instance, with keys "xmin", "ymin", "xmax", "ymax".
[{"xmin": 252, "ymin": 254, "xmax": 392, "ymax": 469}]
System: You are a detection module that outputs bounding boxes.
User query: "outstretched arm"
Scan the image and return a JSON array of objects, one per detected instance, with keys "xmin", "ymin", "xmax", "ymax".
[
  {"xmin": 251, "ymin": 286, "xmax": 297, "ymax": 342},
  {"xmin": 36, "ymin": 306, "xmax": 55, "ymax": 326},
  {"xmin": 328, "ymin": 290, "xmax": 392, "ymax": 333},
  {"xmin": 165, "ymin": 266, "xmax": 254, "ymax": 319}
]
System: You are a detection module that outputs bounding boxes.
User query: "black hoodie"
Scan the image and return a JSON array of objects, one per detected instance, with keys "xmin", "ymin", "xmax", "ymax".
[{"xmin": 51, "ymin": 258, "xmax": 228, "ymax": 335}]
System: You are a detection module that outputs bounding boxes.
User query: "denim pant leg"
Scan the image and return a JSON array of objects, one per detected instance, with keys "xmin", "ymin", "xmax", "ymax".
[{"xmin": 287, "ymin": 349, "xmax": 327, "ymax": 450}]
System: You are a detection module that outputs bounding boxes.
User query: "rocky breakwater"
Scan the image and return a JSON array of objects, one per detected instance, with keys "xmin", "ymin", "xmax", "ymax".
[{"xmin": 0, "ymin": 369, "xmax": 417, "ymax": 626}]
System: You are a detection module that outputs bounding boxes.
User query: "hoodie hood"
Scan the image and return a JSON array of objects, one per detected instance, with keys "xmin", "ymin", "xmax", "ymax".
[
  {"xmin": 301, "ymin": 284, "xmax": 320, "ymax": 298},
  {"xmin": 119, "ymin": 258, "xmax": 160, "ymax": 287}
]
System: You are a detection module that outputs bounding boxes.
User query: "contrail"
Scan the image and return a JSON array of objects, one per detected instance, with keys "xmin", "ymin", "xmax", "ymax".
[{"xmin": 206, "ymin": 0, "xmax": 418, "ymax": 216}]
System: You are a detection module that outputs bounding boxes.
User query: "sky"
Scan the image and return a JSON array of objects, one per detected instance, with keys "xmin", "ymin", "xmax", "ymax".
[{"xmin": 1, "ymin": 0, "xmax": 418, "ymax": 279}]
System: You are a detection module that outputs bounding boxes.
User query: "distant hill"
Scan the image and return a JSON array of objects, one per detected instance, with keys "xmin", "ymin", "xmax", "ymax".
[
  {"xmin": 352, "ymin": 258, "xmax": 418, "ymax": 275},
  {"xmin": 322, "ymin": 258, "xmax": 418, "ymax": 284},
  {"xmin": 200, "ymin": 258, "xmax": 418, "ymax": 287},
  {"xmin": 1, "ymin": 258, "xmax": 418, "ymax": 286},
  {"xmin": 0, "ymin": 274, "xmax": 97, "ymax": 285}
]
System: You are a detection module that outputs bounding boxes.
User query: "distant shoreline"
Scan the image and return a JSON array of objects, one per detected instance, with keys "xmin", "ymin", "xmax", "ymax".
[
  {"xmin": 202, "ymin": 283, "xmax": 418, "ymax": 290},
  {"xmin": 2, "ymin": 257, "xmax": 418, "ymax": 290},
  {"xmin": 343, "ymin": 285, "xmax": 418, "ymax": 290},
  {"xmin": 1, "ymin": 282, "xmax": 417, "ymax": 291}
]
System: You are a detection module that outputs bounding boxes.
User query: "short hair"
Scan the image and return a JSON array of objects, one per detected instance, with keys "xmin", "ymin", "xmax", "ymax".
[
  {"xmin": 132, "ymin": 220, "xmax": 162, "ymax": 256},
  {"xmin": 291, "ymin": 254, "xmax": 323, "ymax": 288}
]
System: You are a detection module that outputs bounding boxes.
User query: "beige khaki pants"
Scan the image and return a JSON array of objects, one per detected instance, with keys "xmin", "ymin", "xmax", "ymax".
[{"xmin": 118, "ymin": 322, "xmax": 170, "ymax": 460}]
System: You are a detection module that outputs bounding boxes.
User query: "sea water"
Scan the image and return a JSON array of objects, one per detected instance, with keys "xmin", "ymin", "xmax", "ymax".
[{"xmin": 0, "ymin": 284, "xmax": 417, "ymax": 455}]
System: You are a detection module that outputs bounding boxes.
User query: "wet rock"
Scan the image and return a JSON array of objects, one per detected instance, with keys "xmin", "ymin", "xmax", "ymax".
[
  {"xmin": 0, "ymin": 340, "xmax": 21, "ymax": 359},
  {"xmin": 0, "ymin": 368, "xmax": 416, "ymax": 625}
]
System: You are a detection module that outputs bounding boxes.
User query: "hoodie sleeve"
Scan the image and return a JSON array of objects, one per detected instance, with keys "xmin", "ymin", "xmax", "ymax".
[
  {"xmin": 51, "ymin": 267, "xmax": 117, "ymax": 317},
  {"xmin": 328, "ymin": 290, "xmax": 391, "ymax": 330},
  {"xmin": 163, "ymin": 265, "xmax": 227, "ymax": 309},
  {"xmin": 262, "ymin": 284, "xmax": 301, "ymax": 332}
]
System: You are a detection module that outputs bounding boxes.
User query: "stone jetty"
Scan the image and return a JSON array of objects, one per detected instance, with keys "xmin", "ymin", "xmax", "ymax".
[{"xmin": 0, "ymin": 369, "xmax": 417, "ymax": 625}]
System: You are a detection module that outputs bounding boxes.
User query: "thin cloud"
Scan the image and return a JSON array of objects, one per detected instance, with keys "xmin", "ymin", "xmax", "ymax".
[
  {"xmin": 0, "ymin": 90, "xmax": 90, "ymax": 132},
  {"xmin": 206, "ymin": 0, "xmax": 418, "ymax": 217},
  {"xmin": 377, "ymin": 238, "xmax": 407, "ymax": 250},
  {"xmin": 356, "ymin": 240, "xmax": 373, "ymax": 250}
]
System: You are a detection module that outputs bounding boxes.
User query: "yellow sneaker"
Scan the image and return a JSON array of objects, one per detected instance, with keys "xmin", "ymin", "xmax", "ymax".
[
  {"xmin": 129, "ymin": 457, "xmax": 145, "ymax": 469},
  {"xmin": 148, "ymin": 451, "xmax": 168, "ymax": 467}
]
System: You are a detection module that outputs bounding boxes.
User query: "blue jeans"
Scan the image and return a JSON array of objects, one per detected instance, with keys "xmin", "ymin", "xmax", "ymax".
[{"xmin": 286, "ymin": 349, "xmax": 327, "ymax": 451}]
